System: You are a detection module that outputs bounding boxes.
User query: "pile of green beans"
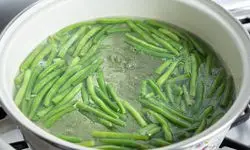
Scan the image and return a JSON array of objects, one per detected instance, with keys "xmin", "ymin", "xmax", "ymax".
[{"xmin": 14, "ymin": 18, "xmax": 235, "ymax": 149}]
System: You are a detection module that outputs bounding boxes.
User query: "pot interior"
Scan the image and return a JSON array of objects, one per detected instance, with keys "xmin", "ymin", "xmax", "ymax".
[
  {"xmin": 0, "ymin": 0, "xmax": 249, "ymax": 149},
  {"xmin": 2, "ymin": 0, "xmax": 244, "ymax": 95}
]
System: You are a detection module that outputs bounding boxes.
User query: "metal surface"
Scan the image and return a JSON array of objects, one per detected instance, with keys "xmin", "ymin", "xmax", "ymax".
[
  {"xmin": 0, "ymin": 0, "xmax": 38, "ymax": 31},
  {"xmin": 216, "ymin": 0, "xmax": 250, "ymax": 31}
]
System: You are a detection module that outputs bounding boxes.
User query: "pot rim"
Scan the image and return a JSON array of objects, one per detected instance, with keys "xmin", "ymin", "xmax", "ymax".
[{"xmin": 0, "ymin": 0, "xmax": 250, "ymax": 149}]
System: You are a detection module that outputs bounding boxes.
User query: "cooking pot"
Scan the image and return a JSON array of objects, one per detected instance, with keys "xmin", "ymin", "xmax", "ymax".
[{"xmin": 0, "ymin": 0, "xmax": 250, "ymax": 149}]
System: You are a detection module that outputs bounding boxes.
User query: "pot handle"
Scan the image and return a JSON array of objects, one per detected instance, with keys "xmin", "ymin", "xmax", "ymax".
[{"xmin": 231, "ymin": 102, "xmax": 250, "ymax": 128}]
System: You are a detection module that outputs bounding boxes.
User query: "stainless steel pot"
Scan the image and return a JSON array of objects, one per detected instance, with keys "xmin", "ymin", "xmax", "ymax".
[{"xmin": 0, "ymin": 0, "xmax": 250, "ymax": 149}]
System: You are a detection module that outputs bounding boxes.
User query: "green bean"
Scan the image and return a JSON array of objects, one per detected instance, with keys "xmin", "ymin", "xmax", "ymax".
[
  {"xmin": 54, "ymin": 34, "xmax": 71, "ymax": 46},
  {"xmin": 193, "ymin": 81, "xmax": 204, "ymax": 113},
  {"xmin": 148, "ymin": 79, "xmax": 168, "ymax": 102},
  {"xmin": 165, "ymin": 84, "xmax": 174, "ymax": 104},
  {"xmin": 78, "ymin": 52, "xmax": 100, "ymax": 66},
  {"xmin": 31, "ymin": 115, "xmax": 40, "ymax": 122},
  {"xmin": 139, "ymin": 22, "xmax": 165, "ymax": 37},
  {"xmin": 155, "ymin": 60, "xmax": 172, "ymax": 75},
  {"xmin": 70, "ymin": 57, "xmax": 81, "ymax": 66},
  {"xmin": 207, "ymin": 71, "xmax": 225, "ymax": 98},
  {"xmin": 58, "ymin": 63, "xmax": 96, "ymax": 92},
  {"xmin": 92, "ymin": 131, "xmax": 148, "ymax": 140},
  {"xmin": 178, "ymin": 63, "xmax": 185, "ymax": 74},
  {"xmin": 137, "ymin": 124, "xmax": 158, "ymax": 135},
  {"xmin": 205, "ymin": 54, "xmax": 213, "ymax": 76},
  {"xmin": 58, "ymin": 26, "xmax": 88, "ymax": 58},
  {"xmin": 106, "ymin": 84, "xmax": 126, "ymax": 114},
  {"xmin": 45, "ymin": 38, "xmax": 58, "ymax": 66},
  {"xmin": 81, "ymin": 85, "xmax": 89, "ymax": 104},
  {"xmin": 149, "ymin": 138, "xmax": 170, "ymax": 147},
  {"xmin": 30, "ymin": 44, "xmax": 51, "ymax": 69},
  {"xmin": 145, "ymin": 20, "xmax": 186, "ymax": 39},
  {"xmin": 57, "ymin": 134, "xmax": 82, "ymax": 143},
  {"xmin": 172, "ymin": 65, "xmax": 180, "ymax": 76},
  {"xmin": 185, "ymin": 33, "xmax": 206, "ymax": 56},
  {"xmin": 65, "ymin": 40, "xmax": 77, "ymax": 55},
  {"xmin": 96, "ymin": 18, "xmax": 129, "ymax": 24},
  {"xmin": 79, "ymin": 35, "xmax": 103, "ymax": 57},
  {"xmin": 95, "ymin": 87, "xmax": 119, "ymax": 112},
  {"xmin": 151, "ymin": 99, "xmax": 193, "ymax": 122},
  {"xmin": 79, "ymin": 39, "xmax": 103, "ymax": 59},
  {"xmin": 146, "ymin": 126, "xmax": 161, "ymax": 137},
  {"xmin": 33, "ymin": 67, "xmax": 65, "ymax": 94},
  {"xmin": 151, "ymin": 34, "xmax": 179, "ymax": 55},
  {"xmin": 15, "ymin": 70, "xmax": 32, "ymax": 107},
  {"xmin": 147, "ymin": 110, "xmax": 173, "ymax": 142},
  {"xmin": 125, "ymin": 33, "xmax": 169, "ymax": 53},
  {"xmin": 93, "ymin": 25, "xmax": 112, "ymax": 43},
  {"xmin": 36, "ymin": 105, "xmax": 54, "ymax": 118},
  {"xmin": 140, "ymin": 80, "xmax": 148, "ymax": 96},
  {"xmin": 25, "ymin": 66, "xmax": 43, "ymax": 101},
  {"xmin": 142, "ymin": 22, "xmax": 183, "ymax": 50},
  {"xmin": 79, "ymin": 140, "xmax": 95, "ymax": 147},
  {"xmin": 180, "ymin": 122, "xmax": 200, "ymax": 132},
  {"xmin": 55, "ymin": 84, "xmax": 82, "ymax": 105},
  {"xmin": 144, "ymin": 93, "xmax": 155, "ymax": 100},
  {"xmin": 180, "ymin": 100, "xmax": 187, "ymax": 112},
  {"xmin": 194, "ymin": 119, "xmax": 207, "ymax": 135},
  {"xmin": 14, "ymin": 72, "xmax": 24, "ymax": 87},
  {"xmin": 127, "ymin": 21, "xmax": 159, "ymax": 46},
  {"xmin": 37, "ymin": 59, "xmax": 65, "ymax": 80},
  {"xmin": 50, "ymin": 87, "xmax": 72, "ymax": 105},
  {"xmin": 97, "ymin": 71, "xmax": 108, "ymax": 95},
  {"xmin": 220, "ymin": 77, "xmax": 233, "ymax": 108},
  {"xmin": 187, "ymin": 40, "xmax": 195, "ymax": 51},
  {"xmin": 76, "ymin": 102, "xmax": 126, "ymax": 126},
  {"xmin": 158, "ymin": 28, "xmax": 180, "ymax": 42},
  {"xmin": 190, "ymin": 54, "xmax": 198, "ymax": 97},
  {"xmin": 199, "ymin": 106, "xmax": 214, "ymax": 119},
  {"xmin": 20, "ymin": 40, "xmax": 46, "ymax": 71},
  {"xmin": 175, "ymin": 131, "xmax": 191, "ymax": 140},
  {"xmin": 122, "ymin": 100, "xmax": 147, "ymax": 127},
  {"xmin": 167, "ymin": 73, "xmax": 190, "ymax": 83},
  {"xmin": 78, "ymin": 39, "xmax": 94, "ymax": 57},
  {"xmin": 182, "ymin": 85, "xmax": 195, "ymax": 106},
  {"xmin": 156, "ymin": 60, "xmax": 179, "ymax": 87},
  {"xmin": 216, "ymin": 82, "xmax": 225, "ymax": 97},
  {"xmin": 44, "ymin": 106, "xmax": 76, "ymax": 128},
  {"xmin": 99, "ymin": 139, "xmax": 148, "ymax": 149},
  {"xmin": 20, "ymin": 99, "xmax": 29, "ymax": 116},
  {"xmin": 175, "ymin": 95, "xmax": 182, "ymax": 106},
  {"xmin": 43, "ymin": 100, "xmax": 77, "ymax": 122},
  {"xmin": 74, "ymin": 26, "xmax": 102, "ymax": 56},
  {"xmin": 139, "ymin": 99, "xmax": 190, "ymax": 128},
  {"xmin": 193, "ymin": 51, "xmax": 202, "ymax": 67},
  {"xmin": 227, "ymin": 99, "xmax": 233, "ymax": 110},
  {"xmin": 106, "ymin": 27, "xmax": 131, "ymax": 34},
  {"xmin": 43, "ymin": 65, "xmax": 82, "ymax": 106},
  {"xmin": 126, "ymin": 40, "xmax": 174, "ymax": 58},
  {"xmin": 136, "ymin": 22, "xmax": 151, "ymax": 33},
  {"xmin": 184, "ymin": 56, "xmax": 191, "ymax": 74},
  {"xmin": 97, "ymin": 118, "xmax": 113, "ymax": 128},
  {"xmin": 95, "ymin": 145, "xmax": 130, "ymax": 150},
  {"xmin": 57, "ymin": 22, "xmax": 86, "ymax": 35},
  {"xmin": 87, "ymin": 76, "xmax": 119, "ymax": 118},
  {"xmin": 29, "ymin": 77, "xmax": 59, "ymax": 119},
  {"xmin": 209, "ymin": 113, "xmax": 224, "ymax": 126}
]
